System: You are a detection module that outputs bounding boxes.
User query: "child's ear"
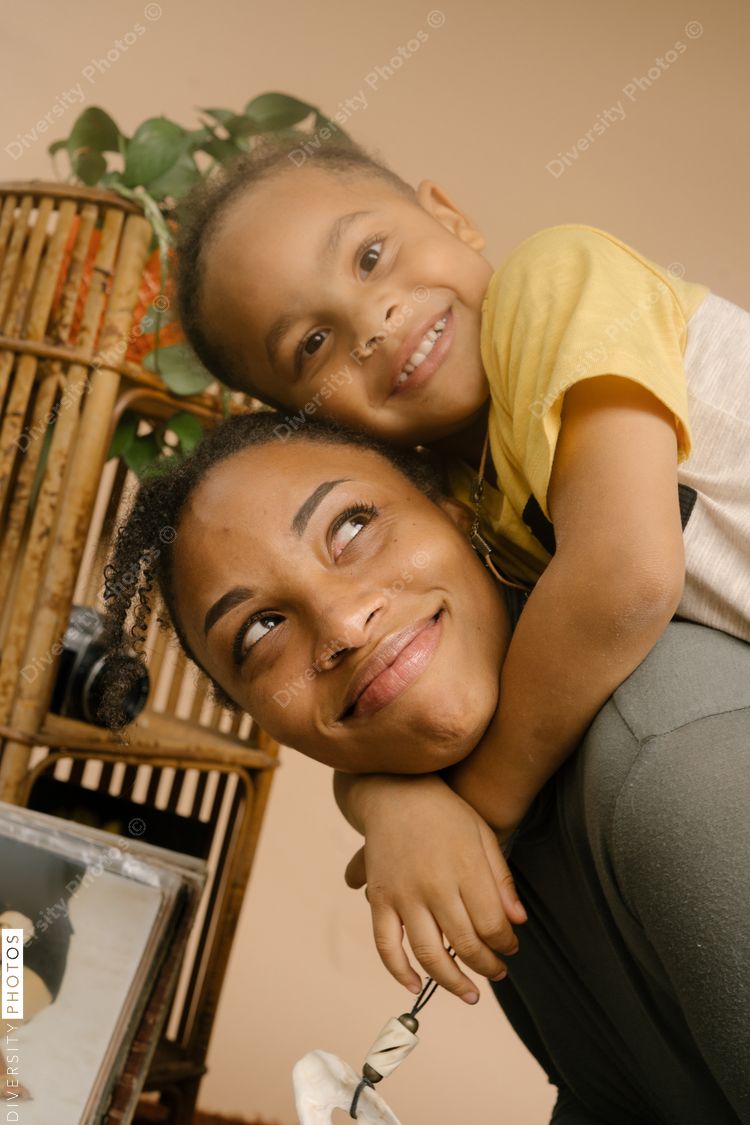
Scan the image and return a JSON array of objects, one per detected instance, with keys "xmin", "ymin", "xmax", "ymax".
[
  {"xmin": 416, "ymin": 181, "xmax": 486, "ymax": 251},
  {"xmin": 440, "ymin": 496, "xmax": 475, "ymax": 537}
]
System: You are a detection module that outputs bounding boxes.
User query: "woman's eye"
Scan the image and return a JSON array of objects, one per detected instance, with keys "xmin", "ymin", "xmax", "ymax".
[
  {"xmin": 359, "ymin": 242, "xmax": 382, "ymax": 279},
  {"xmin": 243, "ymin": 615, "xmax": 282, "ymax": 652},
  {"xmin": 333, "ymin": 517, "xmax": 367, "ymax": 560},
  {"xmin": 304, "ymin": 329, "xmax": 329, "ymax": 356}
]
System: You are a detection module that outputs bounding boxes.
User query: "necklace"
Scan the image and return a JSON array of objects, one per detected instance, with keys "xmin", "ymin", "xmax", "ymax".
[{"xmin": 470, "ymin": 430, "xmax": 532, "ymax": 592}]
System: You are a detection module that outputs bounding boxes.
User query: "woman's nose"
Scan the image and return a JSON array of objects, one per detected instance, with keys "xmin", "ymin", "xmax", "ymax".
[{"xmin": 313, "ymin": 590, "xmax": 389, "ymax": 666}]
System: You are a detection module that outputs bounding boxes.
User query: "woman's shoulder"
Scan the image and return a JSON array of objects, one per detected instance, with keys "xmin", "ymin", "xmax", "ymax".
[{"xmin": 611, "ymin": 621, "xmax": 750, "ymax": 742}]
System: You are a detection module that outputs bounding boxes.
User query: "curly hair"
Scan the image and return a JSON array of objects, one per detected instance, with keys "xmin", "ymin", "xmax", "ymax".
[
  {"xmin": 174, "ymin": 137, "xmax": 417, "ymax": 399},
  {"xmin": 99, "ymin": 411, "xmax": 444, "ymax": 731}
]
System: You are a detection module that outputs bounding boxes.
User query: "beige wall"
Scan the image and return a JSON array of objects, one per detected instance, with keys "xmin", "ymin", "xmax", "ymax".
[{"xmin": 2, "ymin": 0, "xmax": 748, "ymax": 1121}]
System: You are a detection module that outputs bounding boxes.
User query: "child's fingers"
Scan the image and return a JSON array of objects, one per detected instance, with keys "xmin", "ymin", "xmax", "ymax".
[
  {"xmin": 479, "ymin": 822, "xmax": 528, "ymax": 926},
  {"xmin": 431, "ymin": 894, "xmax": 511, "ymax": 980},
  {"xmin": 345, "ymin": 846, "xmax": 367, "ymax": 889},
  {"xmin": 369, "ymin": 902, "xmax": 423, "ymax": 995},
  {"xmin": 399, "ymin": 907, "xmax": 487, "ymax": 1002}
]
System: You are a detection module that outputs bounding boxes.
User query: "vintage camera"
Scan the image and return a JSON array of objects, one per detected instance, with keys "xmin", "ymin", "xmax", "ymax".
[{"xmin": 49, "ymin": 605, "xmax": 150, "ymax": 727}]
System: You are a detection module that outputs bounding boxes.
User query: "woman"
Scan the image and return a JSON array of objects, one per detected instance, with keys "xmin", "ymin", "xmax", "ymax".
[{"xmin": 101, "ymin": 413, "xmax": 750, "ymax": 1123}]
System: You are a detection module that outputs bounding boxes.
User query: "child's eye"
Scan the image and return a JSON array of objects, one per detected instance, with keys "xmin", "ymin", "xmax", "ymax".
[
  {"xmin": 235, "ymin": 613, "xmax": 284, "ymax": 664},
  {"xmin": 332, "ymin": 504, "xmax": 378, "ymax": 560},
  {"xmin": 304, "ymin": 330, "xmax": 329, "ymax": 356},
  {"xmin": 358, "ymin": 242, "xmax": 382, "ymax": 280}
]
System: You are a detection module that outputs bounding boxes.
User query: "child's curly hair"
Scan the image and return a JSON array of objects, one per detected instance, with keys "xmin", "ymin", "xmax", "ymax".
[
  {"xmin": 174, "ymin": 137, "xmax": 417, "ymax": 398},
  {"xmin": 99, "ymin": 412, "xmax": 444, "ymax": 731}
]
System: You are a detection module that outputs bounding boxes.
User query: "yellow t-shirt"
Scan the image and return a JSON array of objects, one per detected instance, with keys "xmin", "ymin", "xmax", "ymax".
[{"xmin": 446, "ymin": 225, "xmax": 710, "ymax": 586}]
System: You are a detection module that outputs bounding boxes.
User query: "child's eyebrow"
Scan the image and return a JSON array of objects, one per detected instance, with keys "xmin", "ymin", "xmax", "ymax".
[
  {"xmin": 322, "ymin": 210, "xmax": 373, "ymax": 263},
  {"xmin": 264, "ymin": 213, "xmax": 374, "ymax": 370},
  {"xmin": 265, "ymin": 314, "xmax": 296, "ymax": 369}
]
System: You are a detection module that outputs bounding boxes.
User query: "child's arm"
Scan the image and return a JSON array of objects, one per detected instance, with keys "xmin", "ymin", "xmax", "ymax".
[
  {"xmin": 448, "ymin": 375, "xmax": 686, "ymax": 838},
  {"xmin": 333, "ymin": 770, "xmax": 527, "ymax": 1001},
  {"xmin": 334, "ymin": 376, "xmax": 684, "ymax": 998}
]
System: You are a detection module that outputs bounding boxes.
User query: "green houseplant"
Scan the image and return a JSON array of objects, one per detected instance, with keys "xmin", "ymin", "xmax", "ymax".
[{"xmin": 47, "ymin": 93, "xmax": 349, "ymax": 473}]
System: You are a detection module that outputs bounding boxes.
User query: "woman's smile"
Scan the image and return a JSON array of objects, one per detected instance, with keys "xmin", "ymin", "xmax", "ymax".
[{"xmin": 341, "ymin": 611, "xmax": 444, "ymax": 720}]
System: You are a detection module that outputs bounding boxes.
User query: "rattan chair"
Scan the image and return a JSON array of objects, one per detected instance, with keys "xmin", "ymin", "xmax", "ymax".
[{"xmin": 0, "ymin": 183, "xmax": 281, "ymax": 1125}]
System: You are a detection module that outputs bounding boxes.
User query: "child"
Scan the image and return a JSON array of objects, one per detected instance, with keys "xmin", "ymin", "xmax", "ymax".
[{"xmin": 174, "ymin": 138, "xmax": 750, "ymax": 841}]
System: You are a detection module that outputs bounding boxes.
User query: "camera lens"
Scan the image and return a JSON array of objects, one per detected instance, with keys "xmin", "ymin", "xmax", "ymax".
[{"xmin": 50, "ymin": 606, "xmax": 149, "ymax": 727}]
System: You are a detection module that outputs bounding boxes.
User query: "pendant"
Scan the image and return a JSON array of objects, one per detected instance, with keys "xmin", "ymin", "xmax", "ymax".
[{"xmin": 293, "ymin": 1050, "xmax": 403, "ymax": 1124}]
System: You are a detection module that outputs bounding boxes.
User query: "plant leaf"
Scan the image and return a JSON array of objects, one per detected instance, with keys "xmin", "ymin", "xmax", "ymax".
[
  {"xmin": 184, "ymin": 126, "xmax": 212, "ymax": 147},
  {"xmin": 314, "ymin": 111, "xmax": 353, "ymax": 146},
  {"xmin": 140, "ymin": 301, "xmax": 173, "ymax": 329},
  {"xmin": 196, "ymin": 129, "xmax": 243, "ymax": 164},
  {"xmin": 200, "ymin": 107, "xmax": 236, "ymax": 127},
  {"xmin": 166, "ymin": 411, "xmax": 203, "ymax": 452},
  {"xmin": 146, "ymin": 151, "xmax": 201, "ymax": 201},
  {"xmin": 244, "ymin": 92, "xmax": 317, "ymax": 131},
  {"xmin": 220, "ymin": 113, "xmax": 264, "ymax": 138},
  {"xmin": 142, "ymin": 342, "xmax": 214, "ymax": 396},
  {"xmin": 108, "ymin": 411, "xmax": 139, "ymax": 460},
  {"xmin": 67, "ymin": 107, "xmax": 122, "ymax": 156},
  {"xmin": 123, "ymin": 117, "xmax": 188, "ymax": 189},
  {"xmin": 48, "ymin": 139, "xmax": 67, "ymax": 156},
  {"xmin": 123, "ymin": 432, "xmax": 161, "ymax": 478},
  {"xmin": 72, "ymin": 149, "xmax": 107, "ymax": 186}
]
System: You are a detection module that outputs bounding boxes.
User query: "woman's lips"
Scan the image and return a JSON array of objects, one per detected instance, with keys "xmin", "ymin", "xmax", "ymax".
[
  {"xmin": 352, "ymin": 614, "xmax": 443, "ymax": 718},
  {"xmin": 390, "ymin": 309, "xmax": 455, "ymax": 397}
]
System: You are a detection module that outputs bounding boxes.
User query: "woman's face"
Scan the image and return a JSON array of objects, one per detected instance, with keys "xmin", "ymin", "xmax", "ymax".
[{"xmin": 174, "ymin": 439, "xmax": 510, "ymax": 772}]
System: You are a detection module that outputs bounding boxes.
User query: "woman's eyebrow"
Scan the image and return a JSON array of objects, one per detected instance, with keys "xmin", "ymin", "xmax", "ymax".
[
  {"xmin": 204, "ymin": 586, "xmax": 254, "ymax": 637},
  {"xmin": 292, "ymin": 479, "xmax": 352, "ymax": 535}
]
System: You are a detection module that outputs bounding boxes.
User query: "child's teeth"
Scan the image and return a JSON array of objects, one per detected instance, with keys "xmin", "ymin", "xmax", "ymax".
[{"xmin": 399, "ymin": 316, "xmax": 447, "ymax": 383}]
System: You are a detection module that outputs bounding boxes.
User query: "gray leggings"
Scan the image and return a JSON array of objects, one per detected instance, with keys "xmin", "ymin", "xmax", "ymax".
[{"xmin": 491, "ymin": 622, "xmax": 750, "ymax": 1124}]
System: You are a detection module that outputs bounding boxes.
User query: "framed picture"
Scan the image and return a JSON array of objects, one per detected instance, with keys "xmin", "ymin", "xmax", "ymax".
[{"xmin": 0, "ymin": 801, "xmax": 206, "ymax": 1125}]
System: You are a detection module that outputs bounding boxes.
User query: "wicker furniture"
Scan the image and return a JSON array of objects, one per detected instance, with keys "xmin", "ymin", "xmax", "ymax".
[{"xmin": 0, "ymin": 183, "xmax": 281, "ymax": 1124}]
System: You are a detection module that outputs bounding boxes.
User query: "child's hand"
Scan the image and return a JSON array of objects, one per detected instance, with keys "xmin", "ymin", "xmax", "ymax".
[{"xmin": 336, "ymin": 773, "xmax": 527, "ymax": 1003}]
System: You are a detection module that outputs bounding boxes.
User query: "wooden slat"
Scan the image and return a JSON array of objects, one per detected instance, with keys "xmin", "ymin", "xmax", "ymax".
[
  {"xmin": 0, "ymin": 369, "xmax": 61, "ymax": 617},
  {"xmin": 0, "ymin": 194, "xmax": 33, "ymax": 341},
  {"xmin": 0, "ymin": 210, "xmax": 152, "ymax": 801},
  {"xmin": 83, "ymin": 455, "xmax": 129, "ymax": 605},
  {"xmin": 165, "ymin": 648, "xmax": 188, "ymax": 715},
  {"xmin": 0, "ymin": 199, "xmax": 75, "ymax": 504},
  {"xmin": 0, "ymin": 208, "xmax": 126, "ymax": 727},
  {"xmin": 189, "ymin": 674, "xmax": 210, "ymax": 723},
  {"xmin": 0, "ymin": 195, "xmax": 18, "ymax": 282},
  {"xmin": 48, "ymin": 202, "xmax": 99, "ymax": 343},
  {"xmin": 33, "ymin": 712, "xmax": 278, "ymax": 770},
  {"xmin": 0, "ymin": 182, "xmax": 143, "ymax": 212}
]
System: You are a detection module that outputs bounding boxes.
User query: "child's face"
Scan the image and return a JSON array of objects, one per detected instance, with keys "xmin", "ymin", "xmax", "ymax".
[
  {"xmin": 202, "ymin": 167, "xmax": 495, "ymax": 446},
  {"xmin": 173, "ymin": 440, "xmax": 510, "ymax": 772}
]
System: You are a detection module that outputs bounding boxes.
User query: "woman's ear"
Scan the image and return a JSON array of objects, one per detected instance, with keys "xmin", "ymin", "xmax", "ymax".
[
  {"xmin": 416, "ymin": 181, "xmax": 486, "ymax": 251},
  {"xmin": 440, "ymin": 496, "xmax": 475, "ymax": 537}
]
